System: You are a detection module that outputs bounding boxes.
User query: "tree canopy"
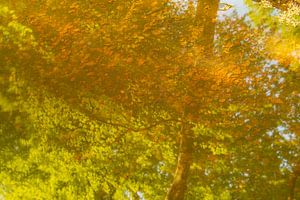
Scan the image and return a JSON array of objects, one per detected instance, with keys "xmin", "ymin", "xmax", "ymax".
[{"xmin": 0, "ymin": 0, "xmax": 299, "ymax": 199}]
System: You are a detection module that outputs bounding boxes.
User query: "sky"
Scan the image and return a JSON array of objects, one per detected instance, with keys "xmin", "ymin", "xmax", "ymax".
[
  {"xmin": 221, "ymin": 0, "xmax": 249, "ymax": 16},
  {"xmin": 174, "ymin": 0, "xmax": 249, "ymax": 16}
]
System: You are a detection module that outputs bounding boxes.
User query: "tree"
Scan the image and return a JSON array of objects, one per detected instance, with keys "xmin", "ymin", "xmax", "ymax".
[
  {"xmin": 246, "ymin": 1, "xmax": 299, "ymax": 199},
  {"xmin": 0, "ymin": 0, "xmax": 299, "ymax": 199}
]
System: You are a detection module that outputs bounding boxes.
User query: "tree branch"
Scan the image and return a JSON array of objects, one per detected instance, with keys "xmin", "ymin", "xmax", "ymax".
[{"xmin": 253, "ymin": 0, "xmax": 300, "ymax": 10}]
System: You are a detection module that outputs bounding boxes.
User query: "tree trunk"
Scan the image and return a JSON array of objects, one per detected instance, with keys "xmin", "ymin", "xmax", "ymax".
[
  {"xmin": 288, "ymin": 173, "xmax": 298, "ymax": 200},
  {"xmin": 164, "ymin": 1, "xmax": 220, "ymax": 200},
  {"xmin": 288, "ymin": 165, "xmax": 300, "ymax": 200},
  {"xmin": 164, "ymin": 1, "xmax": 220, "ymax": 199},
  {"xmin": 196, "ymin": 0, "xmax": 220, "ymax": 57},
  {"xmin": 165, "ymin": 124, "xmax": 194, "ymax": 200}
]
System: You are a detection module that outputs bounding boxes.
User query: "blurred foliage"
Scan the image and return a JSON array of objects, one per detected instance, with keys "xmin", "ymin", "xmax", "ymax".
[{"xmin": 0, "ymin": 1, "xmax": 299, "ymax": 200}]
